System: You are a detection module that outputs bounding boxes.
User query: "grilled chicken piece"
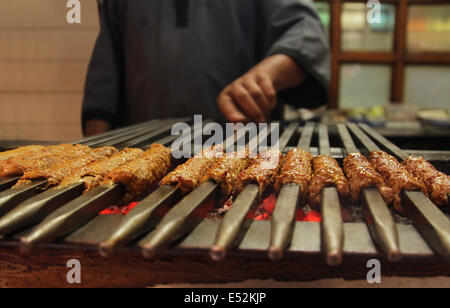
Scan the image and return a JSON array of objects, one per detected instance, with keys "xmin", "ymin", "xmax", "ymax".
[
  {"xmin": 404, "ymin": 156, "xmax": 450, "ymax": 207},
  {"xmin": 0, "ymin": 145, "xmax": 45, "ymax": 162},
  {"xmin": 200, "ymin": 149, "xmax": 252, "ymax": 200},
  {"xmin": 275, "ymin": 148, "xmax": 313, "ymax": 204},
  {"xmin": 235, "ymin": 149, "xmax": 283, "ymax": 200},
  {"xmin": 1, "ymin": 144, "xmax": 91, "ymax": 177},
  {"xmin": 105, "ymin": 144, "xmax": 172, "ymax": 203},
  {"xmin": 15, "ymin": 146, "xmax": 118, "ymax": 187},
  {"xmin": 369, "ymin": 151, "xmax": 428, "ymax": 213},
  {"xmin": 309, "ymin": 155, "xmax": 350, "ymax": 208},
  {"xmin": 58, "ymin": 148, "xmax": 144, "ymax": 192},
  {"xmin": 161, "ymin": 145, "xmax": 223, "ymax": 193},
  {"xmin": 343, "ymin": 152, "xmax": 394, "ymax": 204}
]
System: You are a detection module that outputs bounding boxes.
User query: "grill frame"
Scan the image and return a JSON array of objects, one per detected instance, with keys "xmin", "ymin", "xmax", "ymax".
[{"xmin": 0, "ymin": 119, "xmax": 449, "ymax": 287}]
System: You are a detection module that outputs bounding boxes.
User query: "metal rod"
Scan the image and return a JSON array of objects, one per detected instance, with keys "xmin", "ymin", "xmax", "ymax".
[
  {"xmin": 137, "ymin": 125, "xmax": 266, "ymax": 258},
  {"xmin": 276, "ymin": 123, "xmax": 299, "ymax": 153},
  {"xmin": 321, "ymin": 187, "xmax": 344, "ymax": 266},
  {"xmin": 347, "ymin": 123, "xmax": 381, "ymax": 153},
  {"xmin": 20, "ymin": 184, "xmax": 125, "ymax": 252},
  {"xmin": 0, "ymin": 180, "xmax": 48, "ymax": 218},
  {"xmin": 269, "ymin": 183, "xmax": 301, "ymax": 260},
  {"xmin": 348, "ymin": 123, "xmax": 450, "ymax": 262},
  {"xmin": 73, "ymin": 119, "xmax": 161, "ymax": 145},
  {"xmin": 0, "ymin": 177, "xmax": 20, "ymax": 192},
  {"xmin": 337, "ymin": 124, "xmax": 401, "ymax": 262},
  {"xmin": 211, "ymin": 125, "xmax": 294, "ymax": 260},
  {"xmin": 403, "ymin": 191, "xmax": 450, "ymax": 262},
  {"xmin": 359, "ymin": 123, "xmax": 410, "ymax": 161},
  {"xmin": 211, "ymin": 184, "xmax": 260, "ymax": 261},
  {"xmin": 141, "ymin": 181, "xmax": 220, "ymax": 258},
  {"xmin": 269, "ymin": 122, "xmax": 315, "ymax": 260},
  {"xmin": 317, "ymin": 124, "xmax": 344, "ymax": 266},
  {"xmin": 0, "ymin": 183, "xmax": 84, "ymax": 236},
  {"xmin": 99, "ymin": 185, "xmax": 180, "ymax": 257},
  {"xmin": 318, "ymin": 124, "xmax": 331, "ymax": 156},
  {"xmin": 0, "ymin": 132, "xmax": 180, "ymax": 238},
  {"xmin": 297, "ymin": 122, "xmax": 315, "ymax": 151}
]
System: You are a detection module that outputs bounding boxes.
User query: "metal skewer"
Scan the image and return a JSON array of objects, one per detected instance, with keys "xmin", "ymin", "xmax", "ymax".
[
  {"xmin": 18, "ymin": 129, "xmax": 185, "ymax": 252},
  {"xmin": 316, "ymin": 124, "xmax": 344, "ymax": 266},
  {"xmin": 138, "ymin": 124, "xmax": 281, "ymax": 258},
  {"xmin": 268, "ymin": 122, "xmax": 312, "ymax": 260},
  {"xmin": 98, "ymin": 122, "xmax": 216, "ymax": 257},
  {"xmin": 338, "ymin": 124, "xmax": 401, "ymax": 262},
  {"xmin": 0, "ymin": 120, "xmax": 185, "ymax": 239},
  {"xmin": 353, "ymin": 123, "xmax": 450, "ymax": 262},
  {"xmin": 210, "ymin": 124, "xmax": 294, "ymax": 261},
  {"xmin": 0, "ymin": 120, "xmax": 181, "ymax": 220}
]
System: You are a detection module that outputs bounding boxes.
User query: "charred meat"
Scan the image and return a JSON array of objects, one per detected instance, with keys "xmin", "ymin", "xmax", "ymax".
[
  {"xmin": 1, "ymin": 144, "xmax": 91, "ymax": 177},
  {"xmin": 235, "ymin": 149, "xmax": 283, "ymax": 200},
  {"xmin": 309, "ymin": 155, "xmax": 350, "ymax": 208},
  {"xmin": 105, "ymin": 144, "xmax": 172, "ymax": 203},
  {"xmin": 200, "ymin": 149, "xmax": 252, "ymax": 199},
  {"xmin": 343, "ymin": 152, "xmax": 394, "ymax": 204},
  {"xmin": 369, "ymin": 151, "xmax": 428, "ymax": 213},
  {"xmin": 404, "ymin": 156, "xmax": 450, "ymax": 207},
  {"xmin": 161, "ymin": 145, "xmax": 223, "ymax": 193},
  {"xmin": 275, "ymin": 148, "xmax": 313, "ymax": 204}
]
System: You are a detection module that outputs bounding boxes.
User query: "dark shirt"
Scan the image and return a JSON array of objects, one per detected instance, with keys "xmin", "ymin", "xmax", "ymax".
[{"xmin": 82, "ymin": 0, "xmax": 330, "ymax": 129}]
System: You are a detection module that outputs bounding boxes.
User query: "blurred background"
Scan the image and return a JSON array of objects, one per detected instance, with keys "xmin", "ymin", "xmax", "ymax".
[{"xmin": 0, "ymin": 0, "xmax": 449, "ymax": 141}]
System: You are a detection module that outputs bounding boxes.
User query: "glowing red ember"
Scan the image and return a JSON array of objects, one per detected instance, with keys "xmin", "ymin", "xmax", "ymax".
[{"xmin": 99, "ymin": 202, "xmax": 139, "ymax": 216}]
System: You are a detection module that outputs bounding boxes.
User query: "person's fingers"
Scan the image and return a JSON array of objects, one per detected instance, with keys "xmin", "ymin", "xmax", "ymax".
[
  {"xmin": 229, "ymin": 83, "xmax": 266, "ymax": 123},
  {"xmin": 217, "ymin": 91, "xmax": 247, "ymax": 123},
  {"xmin": 242, "ymin": 79, "xmax": 271, "ymax": 118},
  {"xmin": 257, "ymin": 74, "xmax": 277, "ymax": 111}
]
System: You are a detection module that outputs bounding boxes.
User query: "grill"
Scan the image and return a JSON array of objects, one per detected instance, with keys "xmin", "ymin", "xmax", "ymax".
[{"xmin": 0, "ymin": 118, "xmax": 449, "ymax": 287}]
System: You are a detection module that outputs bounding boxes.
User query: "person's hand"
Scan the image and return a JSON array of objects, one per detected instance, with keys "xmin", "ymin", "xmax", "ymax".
[
  {"xmin": 217, "ymin": 70, "xmax": 277, "ymax": 123},
  {"xmin": 84, "ymin": 119, "xmax": 111, "ymax": 137}
]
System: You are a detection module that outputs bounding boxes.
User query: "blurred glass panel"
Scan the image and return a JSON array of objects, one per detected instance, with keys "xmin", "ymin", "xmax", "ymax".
[
  {"xmin": 404, "ymin": 66, "xmax": 450, "ymax": 109},
  {"xmin": 341, "ymin": 3, "xmax": 395, "ymax": 51},
  {"xmin": 339, "ymin": 64, "xmax": 392, "ymax": 109},
  {"xmin": 408, "ymin": 5, "xmax": 450, "ymax": 53},
  {"xmin": 314, "ymin": 2, "xmax": 330, "ymax": 39}
]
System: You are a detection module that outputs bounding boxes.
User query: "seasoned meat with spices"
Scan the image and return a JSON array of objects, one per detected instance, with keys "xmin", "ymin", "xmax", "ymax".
[
  {"xmin": 58, "ymin": 148, "xmax": 143, "ymax": 192},
  {"xmin": 343, "ymin": 152, "xmax": 394, "ymax": 204},
  {"xmin": 200, "ymin": 149, "xmax": 252, "ymax": 199},
  {"xmin": 1, "ymin": 144, "xmax": 91, "ymax": 177},
  {"xmin": 161, "ymin": 145, "xmax": 223, "ymax": 193},
  {"xmin": 275, "ymin": 148, "xmax": 313, "ymax": 203},
  {"xmin": 309, "ymin": 155, "xmax": 350, "ymax": 208},
  {"xmin": 235, "ymin": 149, "xmax": 283, "ymax": 200},
  {"xmin": 15, "ymin": 146, "xmax": 118, "ymax": 187},
  {"xmin": 404, "ymin": 156, "xmax": 449, "ymax": 207},
  {"xmin": 105, "ymin": 144, "xmax": 172, "ymax": 203},
  {"xmin": 369, "ymin": 151, "xmax": 428, "ymax": 213},
  {"xmin": 0, "ymin": 145, "xmax": 45, "ymax": 162}
]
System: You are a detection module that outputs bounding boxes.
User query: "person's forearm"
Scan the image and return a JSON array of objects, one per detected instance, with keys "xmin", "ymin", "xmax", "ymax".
[{"xmin": 250, "ymin": 54, "xmax": 306, "ymax": 92}]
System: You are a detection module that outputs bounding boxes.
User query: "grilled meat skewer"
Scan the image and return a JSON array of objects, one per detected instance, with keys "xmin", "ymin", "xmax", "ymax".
[
  {"xmin": 58, "ymin": 148, "xmax": 144, "ymax": 192},
  {"xmin": 369, "ymin": 151, "xmax": 428, "ymax": 213},
  {"xmin": 343, "ymin": 152, "xmax": 394, "ymax": 204},
  {"xmin": 275, "ymin": 148, "xmax": 313, "ymax": 204},
  {"xmin": 403, "ymin": 156, "xmax": 450, "ymax": 207},
  {"xmin": 1, "ymin": 144, "xmax": 91, "ymax": 177},
  {"xmin": 160, "ymin": 145, "xmax": 224, "ymax": 193},
  {"xmin": 14, "ymin": 146, "xmax": 118, "ymax": 187},
  {"xmin": 200, "ymin": 149, "xmax": 252, "ymax": 200},
  {"xmin": 0, "ymin": 145, "xmax": 45, "ymax": 162},
  {"xmin": 104, "ymin": 144, "xmax": 172, "ymax": 203},
  {"xmin": 235, "ymin": 149, "xmax": 283, "ymax": 201},
  {"xmin": 308, "ymin": 155, "xmax": 350, "ymax": 208}
]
